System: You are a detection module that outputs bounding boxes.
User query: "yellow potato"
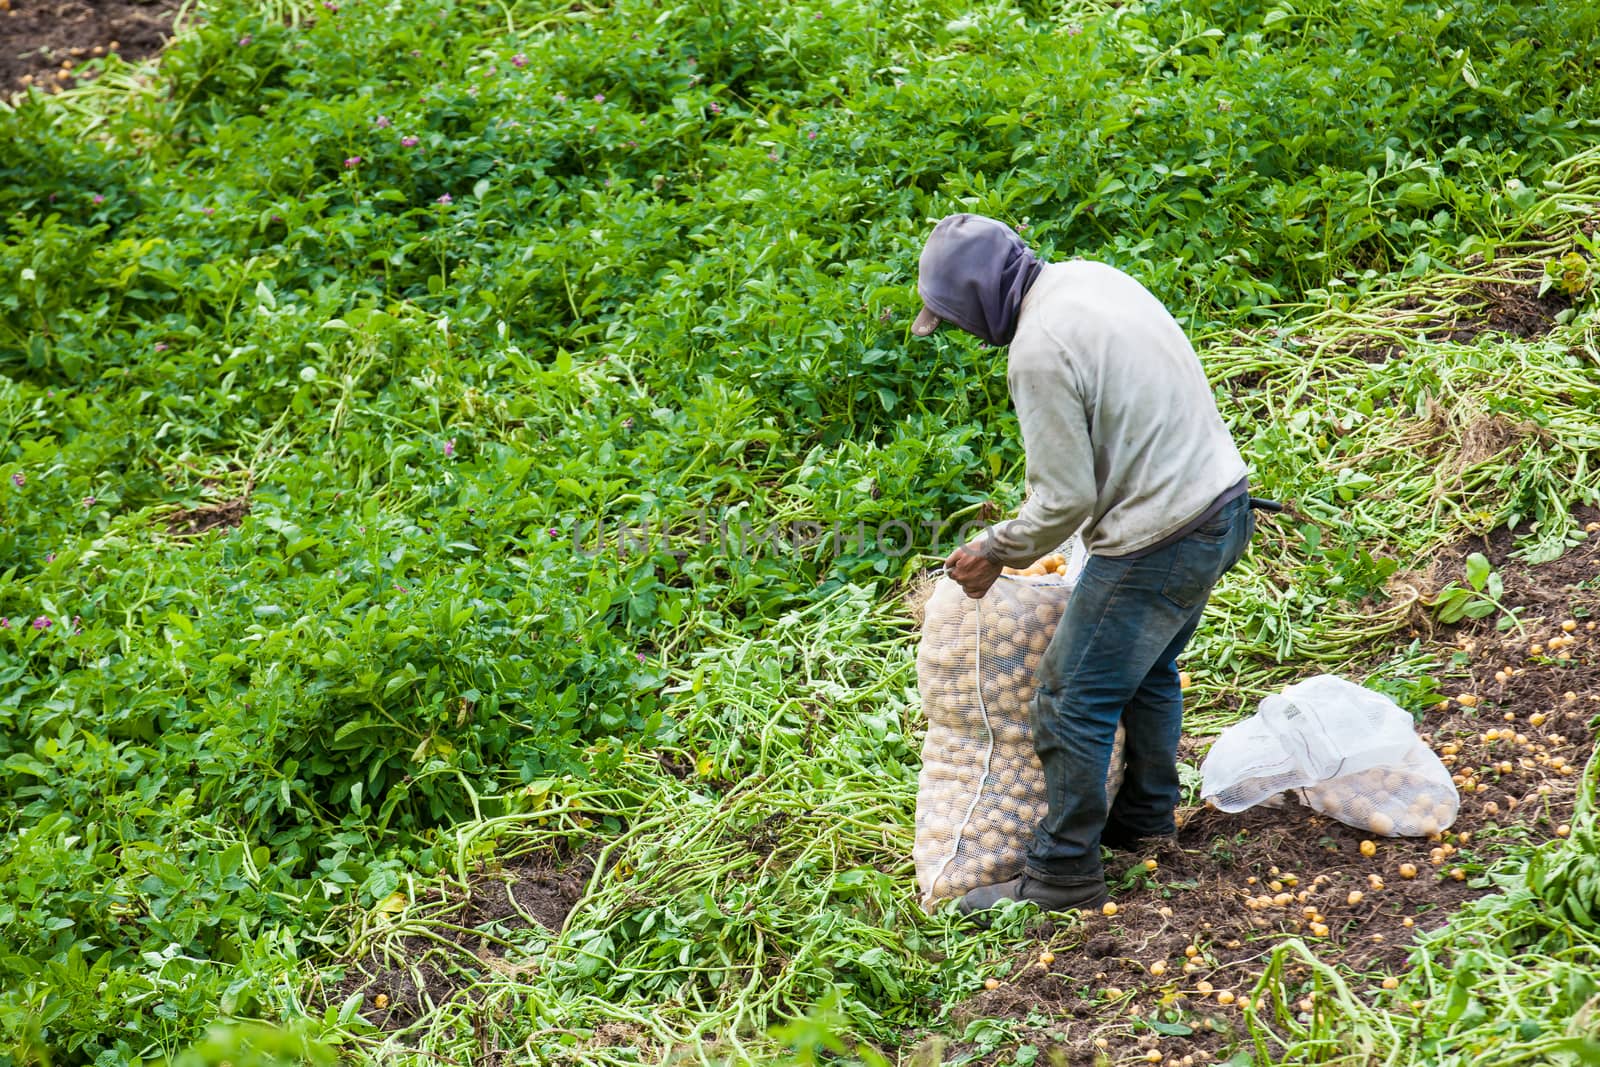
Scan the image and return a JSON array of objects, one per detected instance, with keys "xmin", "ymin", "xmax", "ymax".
[{"xmin": 1368, "ymin": 811, "xmax": 1396, "ymax": 836}]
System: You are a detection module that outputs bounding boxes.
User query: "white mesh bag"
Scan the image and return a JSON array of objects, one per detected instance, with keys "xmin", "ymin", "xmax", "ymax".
[
  {"xmin": 1200, "ymin": 674, "xmax": 1458, "ymax": 837},
  {"xmin": 914, "ymin": 571, "xmax": 1126, "ymax": 907}
]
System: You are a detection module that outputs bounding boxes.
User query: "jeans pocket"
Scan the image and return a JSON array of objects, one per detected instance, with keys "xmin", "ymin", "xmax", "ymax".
[
  {"xmin": 1188, "ymin": 512, "xmax": 1233, "ymax": 542},
  {"xmin": 1160, "ymin": 537, "xmax": 1220, "ymax": 610}
]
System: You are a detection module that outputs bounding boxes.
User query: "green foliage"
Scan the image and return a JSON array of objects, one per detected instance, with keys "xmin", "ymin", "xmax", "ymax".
[
  {"xmin": 166, "ymin": 1024, "xmax": 336, "ymax": 1067},
  {"xmin": 1432, "ymin": 551, "xmax": 1523, "ymax": 632},
  {"xmin": 1, "ymin": 0, "xmax": 1599, "ymax": 1061}
]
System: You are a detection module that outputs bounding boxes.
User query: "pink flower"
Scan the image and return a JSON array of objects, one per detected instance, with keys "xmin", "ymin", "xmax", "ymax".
[
  {"xmin": 238, "ymin": 34, "xmax": 252, "ymax": 45},
  {"xmin": 9, "ymin": 472, "xmax": 23, "ymax": 488},
  {"xmin": 547, "ymin": 527, "xmax": 560, "ymax": 538},
  {"xmin": 322, "ymin": 1, "xmax": 338, "ymax": 10},
  {"xmin": 708, "ymin": 101, "xmax": 721, "ymax": 114},
  {"xmin": 154, "ymin": 342, "xmax": 168, "ymax": 351},
  {"xmin": 344, "ymin": 156, "xmax": 361, "ymax": 168},
  {"xmin": 768, "ymin": 152, "xmax": 778, "ymax": 162},
  {"xmin": 32, "ymin": 616, "xmax": 51, "ymax": 631},
  {"xmin": 554, "ymin": 92, "xmax": 566, "ymax": 103},
  {"xmin": 593, "ymin": 93, "xmax": 605, "ymax": 103},
  {"xmin": 1067, "ymin": 24, "xmax": 1082, "ymax": 35},
  {"xmin": 1015, "ymin": 221, "xmax": 1029, "ymax": 231},
  {"xmin": 202, "ymin": 207, "xmax": 215, "ymax": 216},
  {"xmin": 443, "ymin": 438, "xmax": 455, "ymax": 457},
  {"xmin": 401, "ymin": 135, "xmax": 419, "ymax": 147},
  {"xmin": 511, "ymin": 53, "xmax": 527, "ymax": 68},
  {"xmin": 436, "ymin": 193, "xmax": 452, "ymax": 205},
  {"xmin": 374, "ymin": 115, "xmax": 391, "ymax": 128},
  {"xmin": 636, "ymin": 652, "xmax": 647, "ymax": 662},
  {"xmin": 83, "ymin": 495, "xmax": 96, "ymax": 506},
  {"xmin": 807, "ymin": 130, "xmax": 817, "ymax": 140},
  {"xmin": 45, "ymin": 552, "xmax": 55, "ymax": 563},
  {"xmin": 0, "ymin": 618, "xmax": 9, "ymax": 629},
  {"xmin": 91, "ymin": 193, "xmax": 105, "ymax": 205}
]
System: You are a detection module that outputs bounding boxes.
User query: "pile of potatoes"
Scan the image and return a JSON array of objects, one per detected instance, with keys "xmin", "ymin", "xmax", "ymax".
[
  {"xmin": 1002, "ymin": 551, "xmax": 1075, "ymax": 580},
  {"xmin": 914, "ymin": 574, "xmax": 1126, "ymax": 905},
  {"xmin": 1298, "ymin": 744, "xmax": 1459, "ymax": 837}
]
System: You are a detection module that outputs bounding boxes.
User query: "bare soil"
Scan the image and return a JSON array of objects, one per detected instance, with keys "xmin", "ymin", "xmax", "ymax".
[
  {"xmin": 165, "ymin": 492, "xmax": 252, "ymax": 537},
  {"xmin": 944, "ymin": 515, "xmax": 1599, "ymax": 1066},
  {"xmin": 1, "ymin": 0, "xmax": 178, "ymax": 95},
  {"xmin": 316, "ymin": 844, "xmax": 594, "ymax": 1034}
]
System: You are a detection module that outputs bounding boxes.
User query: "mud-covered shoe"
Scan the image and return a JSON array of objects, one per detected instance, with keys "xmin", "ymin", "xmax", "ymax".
[{"xmin": 958, "ymin": 871, "xmax": 1109, "ymax": 925}]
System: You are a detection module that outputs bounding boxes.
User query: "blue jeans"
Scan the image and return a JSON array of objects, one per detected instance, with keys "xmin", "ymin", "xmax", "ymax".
[{"xmin": 1025, "ymin": 494, "xmax": 1254, "ymax": 883}]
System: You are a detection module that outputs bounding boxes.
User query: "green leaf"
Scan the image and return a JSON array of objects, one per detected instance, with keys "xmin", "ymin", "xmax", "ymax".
[
  {"xmin": 1145, "ymin": 1018, "xmax": 1195, "ymax": 1036},
  {"xmin": 1464, "ymin": 552, "xmax": 1492, "ymax": 591}
]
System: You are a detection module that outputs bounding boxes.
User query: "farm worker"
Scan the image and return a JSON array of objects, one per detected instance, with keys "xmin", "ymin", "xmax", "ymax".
[{"xmin": 914, "ymin": 213, "xmax": 1255, "ymax": 917}]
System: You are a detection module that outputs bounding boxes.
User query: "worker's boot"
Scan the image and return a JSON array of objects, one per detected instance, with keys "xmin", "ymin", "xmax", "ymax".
[{"xmin": 958, "ymin": 870, "xmax": 1108, "ymax": 926}]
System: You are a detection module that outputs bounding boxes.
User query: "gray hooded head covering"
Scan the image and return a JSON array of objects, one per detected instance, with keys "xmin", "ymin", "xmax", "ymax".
[{"xmin": 913, "ymin": 214, "xmax": 1044, "ymax": 347}]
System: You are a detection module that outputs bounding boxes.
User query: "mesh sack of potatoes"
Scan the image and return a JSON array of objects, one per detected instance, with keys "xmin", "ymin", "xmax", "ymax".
[
  {"xmin": 914, "ymin": 559, "xmax": 1126, "ymax": 907},
  {"xmin": 1201, "ymin": 674, "xmax": 1459, "ymax": 837},
  {"xmin": 1297, "ymin": 735, "xmax": 1459, "ymax": 836}
]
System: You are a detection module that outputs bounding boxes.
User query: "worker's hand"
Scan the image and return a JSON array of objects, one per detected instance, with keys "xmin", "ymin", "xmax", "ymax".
[{"xmin": 945, "ymin": 537, "xmax": 1004, "ymax": 600}]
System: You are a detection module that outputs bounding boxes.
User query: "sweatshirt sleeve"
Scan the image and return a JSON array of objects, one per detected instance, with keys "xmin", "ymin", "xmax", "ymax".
[{"xmin": 979, "ymin": 342, "xmax": 1097, "ymax": 567}]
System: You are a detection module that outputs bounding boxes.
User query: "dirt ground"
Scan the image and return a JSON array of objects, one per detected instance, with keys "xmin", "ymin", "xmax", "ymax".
[
  {"xmin": 946, "ymin": 509, "xmax": 1600, "ymax": 1066},
  {"xmin": 316, "ymin": 846, "xmax": 593, "ymax": 1033},
  {"xmin": 0, "ymin": 0, "xmax": 177, "ymax": 95}
]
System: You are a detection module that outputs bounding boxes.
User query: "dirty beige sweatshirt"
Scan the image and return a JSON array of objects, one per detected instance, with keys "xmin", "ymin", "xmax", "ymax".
[{"xmin": 981, "ymin": 260, "xmax": 1248, "ymax": 564}]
